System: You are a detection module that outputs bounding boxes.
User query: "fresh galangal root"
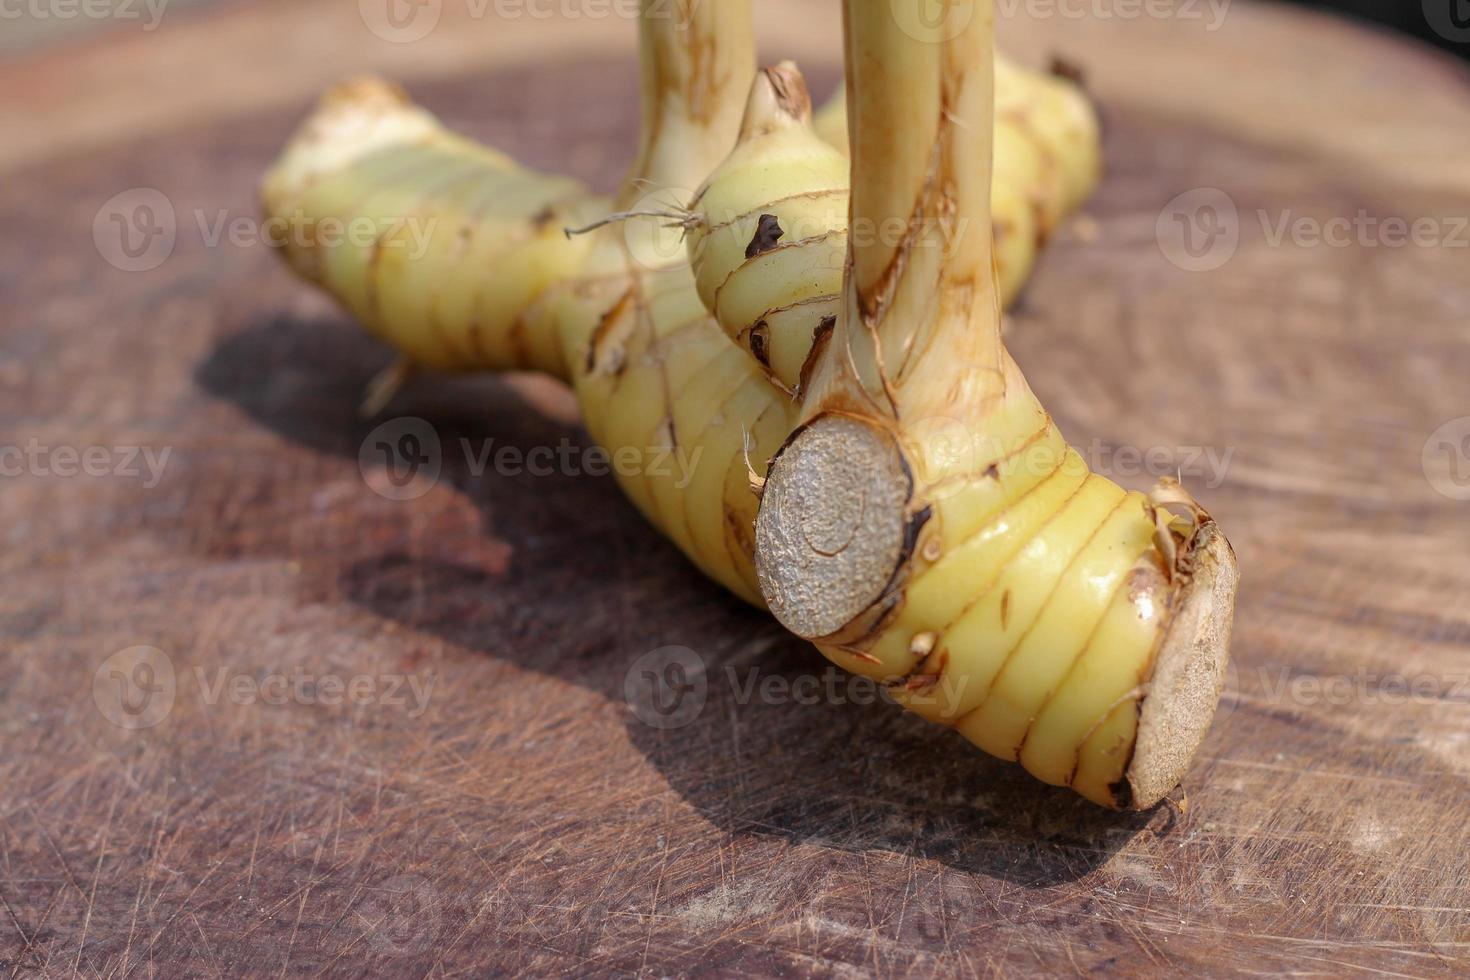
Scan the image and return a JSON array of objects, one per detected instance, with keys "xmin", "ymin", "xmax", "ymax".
[{"xmin": 259, "ymin": 0, "xmax": 1235, "ymax": 809}]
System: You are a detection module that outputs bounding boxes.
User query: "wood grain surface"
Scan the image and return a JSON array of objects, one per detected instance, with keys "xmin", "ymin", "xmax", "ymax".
[{"xmin": 3, "ymin": 1, "xmax": 1469, "ymax": 976}]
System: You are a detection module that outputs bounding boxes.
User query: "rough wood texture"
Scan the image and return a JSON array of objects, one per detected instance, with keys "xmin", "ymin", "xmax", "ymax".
[{"xmin": 3, "ymin": 2, "xmax": 1469, "ymax": 975}]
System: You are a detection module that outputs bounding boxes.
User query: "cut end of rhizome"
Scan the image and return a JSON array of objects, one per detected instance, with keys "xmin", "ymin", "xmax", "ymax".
[
  {"xmin": 1124, "ymin": 519, "xmax": 1238, "ymax": 809},
  {"xmin": 755, "ymin": 412, "xmax": 1240, "ymax": 810},
  {"xmin": 754, "ymin": 414, "xmax": 913, "ymax": 641}
]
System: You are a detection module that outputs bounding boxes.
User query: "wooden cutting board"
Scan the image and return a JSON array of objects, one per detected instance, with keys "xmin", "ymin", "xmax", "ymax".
[{"xmin": 2, "ymin": 1, "xmax": 1468, "ymax": 975}]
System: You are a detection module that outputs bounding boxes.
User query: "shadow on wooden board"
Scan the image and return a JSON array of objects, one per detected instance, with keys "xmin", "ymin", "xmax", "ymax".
[{"xmin": 196, "ymin": 313, "xmax": 1158, "ymax": 884}]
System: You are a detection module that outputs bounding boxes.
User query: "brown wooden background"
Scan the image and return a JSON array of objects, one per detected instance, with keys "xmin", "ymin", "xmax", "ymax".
[{"xmin": 2, "ymin": 1, "xmax": 1469, "ymax": 975}]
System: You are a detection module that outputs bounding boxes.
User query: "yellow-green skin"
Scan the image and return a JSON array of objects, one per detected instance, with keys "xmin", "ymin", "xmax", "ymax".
[
  {"xmin": 686, "ymin": 79, "xmax": 849, "ymax": 392},
  {"xmin": 767, "ymin": 10, "xmax": 1185, "ymax": 808},
  {"xmin": 840, "ymin": 399, "xmax": 1171, "ymax": 806},
  {"xmin": 262, "ymin": 77, "xmax": 798, "ymax": 609},
  {"xmin": 814, "ymin": 55, "xmax": 1101, "ymax": 303},
  {"xmin": 261, "ymin": 79, "xmax": 605, "ymax": 378},
  {"xmin": 690, "ymin": 56, "xmax": 1101, "ymax": 390},
  {"xmin": 260, "ymin": 59, "xmax": 1169, "ymax": 808},
  {"xmin": 549, "ymin": 259, "xmax": 797, "ymax": 606}
]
